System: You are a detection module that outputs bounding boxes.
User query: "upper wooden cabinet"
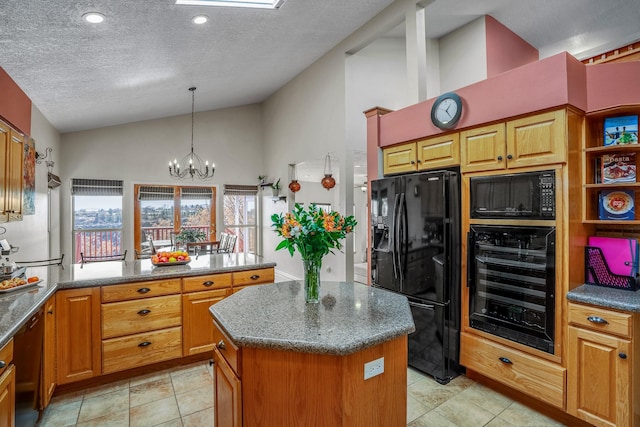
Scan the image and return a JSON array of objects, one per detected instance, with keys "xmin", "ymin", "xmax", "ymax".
[
  {"xmin": 0, "ymin": 121, "xmax": 24, "ymax": 222},
  {"xmin": 461, "ymin": 110, "xmax": 566, "ymax": 173},
  {"xmin": 383, "ymin": 133, "xmax": 460, "ymax": 175}
]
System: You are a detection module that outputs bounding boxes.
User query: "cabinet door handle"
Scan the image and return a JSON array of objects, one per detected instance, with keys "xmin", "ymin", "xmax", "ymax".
[
  {"xmin": 498, "ymin": 357, "xmax": 513, "ymax": 365},
  {"xmin": 507, "ymin": 154, "xmax": 513, "ymax": 160},
  {"xmin": 138, "ymin": 341, "xmax": 152, "ymax": 347},
  {"xmin": 217, "ymin": 340, "xmax": 226, "ymax": 350},
  {"xmin": 417, "ymin": 159, "xmax": 421, "ymax": 163},
  {"xmin": 250, "ymin": 275, "xmax": 260, "ymax": 280},
  {"xmin": 137, "ymin": 309, "xmax": 151, "ymax": 316},
  {"xmin": 410, "ymin": 160, "xmax": 415, "ymax": 164},
  {"xmin": 587, "ymin": 316, "xmax": 609, "ymax": 324},
  {"xmin": 497, "ymin": 155, "xmax": 503, "ymax": 161},
  {"xmin": 137, "ymin": 287, "xmax": 151, "ymax": 294},
  {"xmin": 619, "ymin": 352, "xmax": 627, "ymax": 359},
  {"xmin": 0, "ymin": 360, "xmax": 5, "ymax": 369},
  {"xmin": 47, "ymin": 310, "xmax": 54, "ymax": 315},
  {"xmin": 203, "ymin": 281, "xmax": 214, "ymax": 287}
]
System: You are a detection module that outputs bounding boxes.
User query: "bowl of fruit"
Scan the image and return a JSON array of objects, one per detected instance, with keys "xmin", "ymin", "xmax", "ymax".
[{"xmin": 151, "ymin": 251, "xmax": 191, "ymax": 266}]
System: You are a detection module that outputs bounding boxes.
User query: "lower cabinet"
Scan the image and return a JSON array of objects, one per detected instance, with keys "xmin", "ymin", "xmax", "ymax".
[
  {"xmin": 56, "ymin": 288, "xmax": 102, "ymax": 385},
  {"xmin": 183, "ymin": 288, "xmax": 231, "ymax": 355},
  {"xmin": 0, "ymin": 339, "xmax": 15, "ymax": 427},
  {"xmin": 460, "ymin": 332, "xmax": 566, "ymax": 409},
  {"xmin": 567, "ymin": 302, "xmax": 638, "ymax": 427},
  {"xmin": 0, "ymin": 365, "xmax": 16, "ymax": 427},
  {"xmin": 40, "ymin": 296, "xmax": 56, "ymax": 409},
  {"xmin": 213, "ymin": 342, "xmax": 242, "ymax": 427}
]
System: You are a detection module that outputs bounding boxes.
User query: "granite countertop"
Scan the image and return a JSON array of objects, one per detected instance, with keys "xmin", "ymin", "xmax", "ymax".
[
  {"xmin": 0, "ymin": 253, "xmax": 275, "ymax": 349},
  {"xmin": 567, "ymin": 284, "xmax": 640, "ymax": 312},
  {"xmin": 209, "ymin": 281, "xmax": 416, "ymax": 356}
]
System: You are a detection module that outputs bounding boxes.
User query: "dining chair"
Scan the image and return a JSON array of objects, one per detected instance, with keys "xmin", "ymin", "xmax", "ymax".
[
  {"xmin": 220, "ymin": 235, "xmax": 237, "ymax": 254},
  {"xmin": 186, "ymin": 241, "xmax": 220, "ymax": 254},
  {"xmin": 217, "ymin": 233, "xmax": 229, "ymax": 253},
  {"xmin": 134, "ymin": 249, "xmax": 152, "ymax": 260},
  {"xmin": 80, "ymin": 250, "xmax": 128, "ymax": 264}
]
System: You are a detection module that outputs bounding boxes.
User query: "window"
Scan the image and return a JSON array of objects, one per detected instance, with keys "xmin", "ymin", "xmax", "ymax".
[
  {"xmin": 72, "ymin": 179, "xmax": 124, "ymax": 263},
  {"xmin": 134, "ymin": 185, "xmax": 216, "ymax": 252},
  {"xmin": 223, "ymin": 185, "xmax": 258, "ymax": 254}
]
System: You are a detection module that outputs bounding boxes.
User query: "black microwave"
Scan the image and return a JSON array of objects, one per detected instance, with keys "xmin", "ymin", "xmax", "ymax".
[{"xmin": 470, "ymin": 170, "xmax": 555, "ymax": 219}]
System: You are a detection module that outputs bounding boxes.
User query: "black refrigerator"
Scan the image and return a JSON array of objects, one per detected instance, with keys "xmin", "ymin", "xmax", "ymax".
[{"xmin": 370, "ymin": 169, "xmax": 461, "ymax": 384}]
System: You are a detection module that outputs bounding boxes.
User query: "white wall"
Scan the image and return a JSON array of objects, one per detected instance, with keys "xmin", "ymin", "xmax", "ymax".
[
  {"xmin": 1, "ymin": 105, "xmax": 60, "ymax": 265},
  {"xmin": 439, "ymin": 16, "xmax": 487, "ymax": 93},
  {"xmin": 59, "ymin": 104, "xmax": 263, "ymax": 261}
]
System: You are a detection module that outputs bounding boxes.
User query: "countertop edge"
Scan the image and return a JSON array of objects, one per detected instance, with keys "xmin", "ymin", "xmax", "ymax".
[
  {"xmin": 0, "ymin": 284, "xmax": 58, "ymax": 349},
  {"xmin": 567, "ymin": 284, "xmax": 640, "ymax": 312}
]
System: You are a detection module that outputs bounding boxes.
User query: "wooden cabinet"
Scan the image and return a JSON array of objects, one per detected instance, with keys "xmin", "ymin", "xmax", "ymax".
[
  {"xmin": 383, "ymin": 133, "xmax": 460, "ymax": 175},
  {"xmin": 182, "ymin": 273, "xmax": 233, "ymax": 356},
  {"xmin": 0, "ymin": 120, "xmax": 24, "ymax": 223},
  {"xmin": 461, "ymin": 109, "xmax": 566, "ymax": 173},
  {"xmin": 582, "ymin": 105, "xmax": 640, "ymax": 224},
  {"xmin": 101, "ymin": 279, "xmax": 182, "ymax": 374},
  {"xmin": 213, "ymin": 321, "xmax": 242, "ymax": 427},
  {"xmin": 567, "ymin": 302, "xmax": 639, "ymax": 427},
  {"xmin": 460, "ymin": 332, "xmax": 566, "ymax": 409},
  {"xmin": 0, "ymin": 365, "xmax": 15, "ymax": 427},
  {"xmin": 41, "ymin": 296, "xmax": 56, "ymax": 409},
  {"xmin": 232, "ymin": 267, "xmax": 274, "ymax": 293},
  {"xmin": 56, "ymin": 288, "xmax": 102, "ymax": 385},
  {"xmin": 0, "ymin": 339, "xmax": 14, "ymax": 427}
]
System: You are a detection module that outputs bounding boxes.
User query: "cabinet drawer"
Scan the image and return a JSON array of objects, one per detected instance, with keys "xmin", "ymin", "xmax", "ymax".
[
  {"xmin": 0, "ymin": 339, "xmax": 13, "ymax": 377},
  {"xmin": 102, "ymin": 294, "xmax": 182, "ymax": 339},
  {"xmin": 102, "ymin": 326, "xmax": 182, "ymax": 374},
  {"xmin": 102, "ymin": 279, "xmax": 181, "ymax": 302},
  {"xmin": 183, "ymin": 273, "xmax": 232, "ymax": 293},
  {"xmin": 213, "ymin": 321, "xmax": 240, "ymax": 376},
  {"xmin": 460, "ymin": 332, "xmax": 565, "ymax": 409},
  {"xmin": 568, "ymin": 302, "xmax": 632, "ymax": 338},
  {"xmin": 233, "ymin": 268, "xmax": 274, "ymax": 287}
]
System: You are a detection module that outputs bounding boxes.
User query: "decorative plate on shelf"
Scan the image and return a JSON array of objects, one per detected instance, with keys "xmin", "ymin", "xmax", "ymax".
[{"xmin": 602, "ymin": 191, "xmax": 634, "ymax": 215}]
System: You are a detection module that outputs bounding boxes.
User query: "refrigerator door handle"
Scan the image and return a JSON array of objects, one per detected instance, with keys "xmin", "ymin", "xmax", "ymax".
[
  {"xmin": 397, "ymin": 192, "xmax": 407, "ymax": 289},
  {"xmin": 391, "ymin": 193, "xmax": 400, "ymax": 280}
]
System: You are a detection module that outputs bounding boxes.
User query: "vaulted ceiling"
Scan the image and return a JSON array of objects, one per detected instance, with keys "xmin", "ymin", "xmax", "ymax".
[{"xmin": 1, "ymin": 0, "xmax": 638, "ymax": 133}]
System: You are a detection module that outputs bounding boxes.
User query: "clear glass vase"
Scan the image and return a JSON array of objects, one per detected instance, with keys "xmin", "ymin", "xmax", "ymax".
[{"xmin": 303, "ymin": 257, "xmax": 321, "ymax": 303}]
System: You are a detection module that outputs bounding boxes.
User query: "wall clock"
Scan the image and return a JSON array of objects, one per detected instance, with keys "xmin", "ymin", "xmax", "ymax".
[{"xmin": 430, "ymin": 92, "xmax": 462, "ymax": 130}]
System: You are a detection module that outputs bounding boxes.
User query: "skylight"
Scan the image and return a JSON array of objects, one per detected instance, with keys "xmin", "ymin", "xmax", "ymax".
[{"xmin": 175, "ymin": 0, "xmax": 286, "ymax": 9}]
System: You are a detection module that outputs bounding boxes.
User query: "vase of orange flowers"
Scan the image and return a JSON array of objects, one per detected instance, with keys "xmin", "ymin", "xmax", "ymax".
[{"xmin": 272, "ymin": 204, "xmax": 357, "ymax": 303}]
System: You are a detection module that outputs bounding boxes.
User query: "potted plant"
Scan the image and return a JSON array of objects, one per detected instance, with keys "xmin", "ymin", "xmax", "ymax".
[
  {"xmin": 175, "ymin": 228, "xmax": 207, "ymax": 246},
  {"xmin": 271, "ymin": 178, "xmax": 281, "ymax": 197}
]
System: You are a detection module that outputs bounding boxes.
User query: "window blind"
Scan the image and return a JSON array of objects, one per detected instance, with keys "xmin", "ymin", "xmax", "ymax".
[
  {"xmin": 71, "ymin": 178, "xmax": 123, "ymax": 196},
  {"xmin": 138, "ymin": 186, "xmax": 175, "ymax": 201},
  {"xmin": 223, "ymin": 184, "xmax": 258, "ymax": 196},
  {"xmin": 181, "ymin": 187, "xmax": 213, "ymax": 200}
]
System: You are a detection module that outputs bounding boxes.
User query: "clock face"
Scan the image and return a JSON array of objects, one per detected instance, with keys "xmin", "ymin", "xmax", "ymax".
[
  {"xmin": 431, "ymin": 92, "xmax": 462, "ymax": 129},
  {"xmin": 435, "ymin": 98, "xmax": 458, "ymax": 125}
]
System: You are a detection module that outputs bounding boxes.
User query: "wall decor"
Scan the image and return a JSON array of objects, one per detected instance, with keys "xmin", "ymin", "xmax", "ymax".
[{"xmin": 23, "ymin": 137, "xmax": 36, "ymax": 215}]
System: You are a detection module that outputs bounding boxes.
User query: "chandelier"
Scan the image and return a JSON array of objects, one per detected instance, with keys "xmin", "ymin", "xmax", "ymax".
[{"xmin": 169, "ymin": 87, "xmax": 215, "ymax": 180}]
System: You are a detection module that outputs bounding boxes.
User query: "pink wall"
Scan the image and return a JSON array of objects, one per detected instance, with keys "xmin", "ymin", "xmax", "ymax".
[
  {"xmin": 586, "ymin": 61, "xmax": 640, "ymax": 112},
  {"xmin": 379, "ymin": 52, "xmax": 588, "ymax": 147},
  {"xmin": 485, "ymin": 15, "xmax": 539, "ymax": 78},
  {"xmin": 0, "ymin": 67, "xmax": 31, "ymax": 135}
]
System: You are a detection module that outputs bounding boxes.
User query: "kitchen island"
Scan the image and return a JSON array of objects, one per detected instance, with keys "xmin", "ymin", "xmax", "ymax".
[{"xmin": 209, "ymin": 280, "xmax": 416, "ymax": 427}]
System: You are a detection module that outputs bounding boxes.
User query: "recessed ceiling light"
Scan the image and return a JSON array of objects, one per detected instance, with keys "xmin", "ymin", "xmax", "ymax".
[
  {"xmin": 82, "ymin": 12, "xmax": 105, "ymax": 24},
  {"xmin": 176, "ymin": 0, "xmax": 286, "ymax": 10},
  {"xmin": 192, "ymin": 15, "xmax": 208, "ymax": 24}
]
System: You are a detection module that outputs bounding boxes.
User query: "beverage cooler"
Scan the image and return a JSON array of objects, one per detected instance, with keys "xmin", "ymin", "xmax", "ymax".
[{"xmin": 467, "ymin": 225, "xmax": 556, "ymax": 354}]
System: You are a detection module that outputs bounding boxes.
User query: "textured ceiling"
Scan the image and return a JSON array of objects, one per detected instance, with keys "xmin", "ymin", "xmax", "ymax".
[{"xmin": 1, "ymin": 0, "xmax": 639, "ymax": 133}]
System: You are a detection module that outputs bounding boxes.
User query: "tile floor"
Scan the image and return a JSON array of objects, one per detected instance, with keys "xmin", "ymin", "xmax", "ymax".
[{"xmin": 38, "ymin": 360, "xmax": 564, "ymax": 427}]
